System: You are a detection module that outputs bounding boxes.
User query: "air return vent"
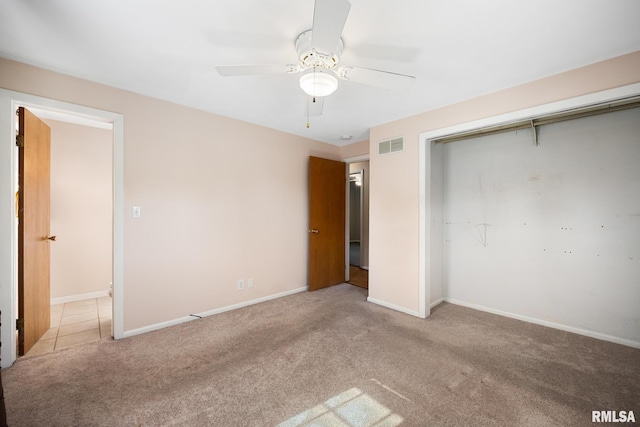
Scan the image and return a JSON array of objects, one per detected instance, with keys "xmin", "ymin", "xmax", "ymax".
[{"xmin": 378, "ymin": 137, "xmax": 404, "ymax": 155}]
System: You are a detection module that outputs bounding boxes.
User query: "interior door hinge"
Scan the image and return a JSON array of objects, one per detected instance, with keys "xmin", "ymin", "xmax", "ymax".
[
  {"xmin": 16, "ymin": 134, "xmax": 24, "ymax": 147},
  {"xmin": 16, "ymin": 318, "xmax": 24, "ymax": 332}
]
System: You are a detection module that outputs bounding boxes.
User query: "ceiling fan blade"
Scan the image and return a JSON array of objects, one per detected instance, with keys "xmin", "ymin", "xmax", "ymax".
[
  {"xmin": 215, "ymin": 64, "xmax": 299, "ymax": 76},
  {"xmin": 305, "ymin": 96, "xmax": 324, "ymax": 117},
  {"xmin": 337, "ymin": 66, "xmax": 415, "ymax": 91},
  {"xmin": 311, "ymin": 0, "xmax": 351, "ymax": 54}
]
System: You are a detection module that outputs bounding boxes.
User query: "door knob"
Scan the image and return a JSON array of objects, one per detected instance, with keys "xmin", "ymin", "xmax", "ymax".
[
  {"xmin": 309, "ymin": 229, "xmax": 319, "ymax": 234},
  {"xmin": 46, "ymin": 235, "xmax": 57, "ymax": 241}
]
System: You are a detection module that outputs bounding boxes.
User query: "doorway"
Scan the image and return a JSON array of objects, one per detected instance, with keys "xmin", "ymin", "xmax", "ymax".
[
  {"xmin": 0, "ymin": 90, "xmax": 124, "ymax": 368},
  {"xmin": 349, "ymin": 170, "xmax": 363, "ymax": 267},
  {"xmin": 22, "ymin": 116, "xmax": 114, "ymax": 356},
  {"xmin": 347, "ymin": 160, "xmax": 369, "ymax": 289}
]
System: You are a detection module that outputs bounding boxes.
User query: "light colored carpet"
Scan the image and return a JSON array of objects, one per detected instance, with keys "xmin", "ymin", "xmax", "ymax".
[{"xmin": 2, "ymin": 284, "xmax": 639, "ymax": 426}]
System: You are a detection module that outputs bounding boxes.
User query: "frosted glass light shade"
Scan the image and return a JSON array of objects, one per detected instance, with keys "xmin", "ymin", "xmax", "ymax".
[{"xmin": 299, "ymin": 69, "xmax": 338, "ymax": 97}]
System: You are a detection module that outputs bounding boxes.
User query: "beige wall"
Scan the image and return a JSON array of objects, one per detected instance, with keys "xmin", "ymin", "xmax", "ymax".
[
  {"xmin": 47, "ymin": 119, "xmax": 113, "ymax": 299},
  {"xmin": 340, "ymin": 139, "xmax": 369, "ymax": 159},
  {"xmin": 369, "ymin": 51, "xmax": 640, "ymax": 313},
  {"xmin": 0, "ymin": 58, "xmax": 340, "ymax": 331}
]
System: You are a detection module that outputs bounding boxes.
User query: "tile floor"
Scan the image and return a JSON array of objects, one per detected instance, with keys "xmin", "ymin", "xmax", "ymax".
[{"xmin": 23, "ymin": 296, "xmax": 112, "ymax": 357}]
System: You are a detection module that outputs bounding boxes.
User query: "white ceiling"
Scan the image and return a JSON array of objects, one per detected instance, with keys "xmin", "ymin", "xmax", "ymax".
[{"xmin": 1, "ymin": 0, "xmax": 639, "ymax": 146}]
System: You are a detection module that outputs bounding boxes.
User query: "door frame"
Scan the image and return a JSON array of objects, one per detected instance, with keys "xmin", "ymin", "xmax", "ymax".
[
  {"xmin": 0, "ymin": 89, "xmax": 124, "ymax": 368},
  {"xmin": 343, "ymin": 154, "xmax": 369, "ymax": 283},
  {"xmin": 417, "ymin": 83, "xmax": 640, "ymax": 320}
]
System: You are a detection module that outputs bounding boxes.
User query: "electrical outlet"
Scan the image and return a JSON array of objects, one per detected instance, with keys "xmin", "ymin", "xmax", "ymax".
[
  {"xmin": 247, "ymin": 278, "xmax": 254, "ymax": 288},
  {"xmin": 237, "ymin": 279, "xmax": 245, "ymax": 291}
]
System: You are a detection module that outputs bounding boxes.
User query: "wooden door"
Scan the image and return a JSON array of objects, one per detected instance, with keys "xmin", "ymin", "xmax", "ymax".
[
  {"xmin": 17, "ymin": 107, "xmax": 52, "ymax": 355},
  {"xmin": 308, "ymin": 156, "xmax": 346, "ymax": 291}
]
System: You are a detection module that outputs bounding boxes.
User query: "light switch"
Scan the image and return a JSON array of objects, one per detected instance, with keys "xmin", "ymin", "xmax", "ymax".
[{"xmin": 132, "ymin": 206, "xmax": 141, "ymax": 218}]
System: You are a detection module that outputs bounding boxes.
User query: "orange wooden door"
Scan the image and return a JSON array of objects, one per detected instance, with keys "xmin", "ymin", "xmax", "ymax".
[
  {"xmin": 308, "ymin": 156, "xmax": 346, "ymax": 291},
  {"xmin": 17, "ymin": 107, "xmax": 52, "ymax": 355}
]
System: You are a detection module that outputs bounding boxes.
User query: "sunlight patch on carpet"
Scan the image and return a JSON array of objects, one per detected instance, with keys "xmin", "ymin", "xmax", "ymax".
[{"xmin": 278, "ymin": 388, "xmax": 403, "ymax": 427}]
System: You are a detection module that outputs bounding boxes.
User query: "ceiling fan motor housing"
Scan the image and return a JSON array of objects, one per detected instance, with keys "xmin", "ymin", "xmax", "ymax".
[{"xmin": 296, "ymin": 30, "xmax": 343, "ymax": 70}]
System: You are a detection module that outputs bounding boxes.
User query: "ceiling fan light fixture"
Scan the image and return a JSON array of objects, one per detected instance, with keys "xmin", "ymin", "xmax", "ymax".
[{"xmin": 299, "ymin": 68, "xmax": 338, "ymax": 97}]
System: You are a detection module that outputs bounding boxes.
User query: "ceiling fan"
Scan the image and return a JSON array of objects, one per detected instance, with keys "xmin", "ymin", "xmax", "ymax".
[{"xmin": 215, "ymin": 0, "xmax": 416, "ymax": 118}]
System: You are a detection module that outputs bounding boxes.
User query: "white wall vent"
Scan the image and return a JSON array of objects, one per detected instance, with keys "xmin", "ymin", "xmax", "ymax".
[{"xmin": 378, "ymin": 137, "xmax": 404, "ymax": 155}]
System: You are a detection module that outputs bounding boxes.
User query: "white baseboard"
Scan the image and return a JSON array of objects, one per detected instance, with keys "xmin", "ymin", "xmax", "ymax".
[
  {"xmin": 444, "ymin": 298, "xmax": 640, "ymax": 349},
  {"xmin": 51, "ymin": 290, "xmax": 110, "ymax": 305},
  {"xmin": 122, "ymin": 315, "xmax": 194, "ymax": 339},
  {"xmin": 123, "ymin": 286, "xmax": 308, "ymax": 339},
  {"xmin": 367, "ymin": 297, "xmax": 422, "ymax": 318}
]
